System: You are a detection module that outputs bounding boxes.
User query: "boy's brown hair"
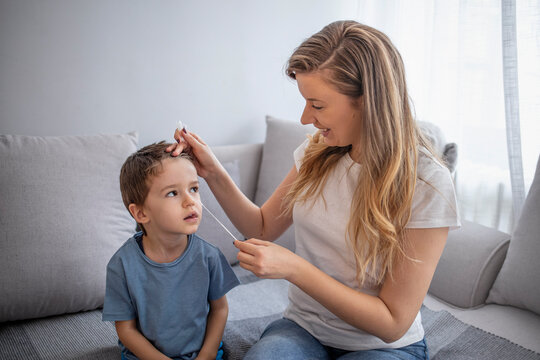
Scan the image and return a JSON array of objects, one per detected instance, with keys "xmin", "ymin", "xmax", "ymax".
[{"xmin": 119, "ymin": 141, "xmax": 192, "ymax": 233}]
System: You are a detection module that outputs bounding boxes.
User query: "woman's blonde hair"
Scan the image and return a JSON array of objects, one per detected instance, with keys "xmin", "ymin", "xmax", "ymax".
[{"xmin": 284, "ymin": 20, "xmax": 433, "ymax": 286}]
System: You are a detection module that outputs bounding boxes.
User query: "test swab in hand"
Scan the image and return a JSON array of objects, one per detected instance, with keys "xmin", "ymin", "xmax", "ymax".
[
  {"xmin": 200, "ymin": 202, "xmax": 238, "ymax": 242},
  {"xmin": 177, "ymin": 120, "xmax": 187, "ymax": 133}
]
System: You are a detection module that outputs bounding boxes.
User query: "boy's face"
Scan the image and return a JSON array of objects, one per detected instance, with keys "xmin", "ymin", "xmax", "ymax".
[{"xmin": 141, "ymin": 157, "xmax": 202, "ymax": 237}]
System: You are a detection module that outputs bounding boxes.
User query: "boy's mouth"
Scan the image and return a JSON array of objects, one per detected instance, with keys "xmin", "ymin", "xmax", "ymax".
[{"xmin": 183, "ymin": 212, "xmax": 199, "ymax": 221}]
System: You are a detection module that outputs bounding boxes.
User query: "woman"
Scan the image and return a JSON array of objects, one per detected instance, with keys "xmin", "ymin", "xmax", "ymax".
[{"xmin": 168, "ymin": 20, "xmax": 459, "ymax": 360}]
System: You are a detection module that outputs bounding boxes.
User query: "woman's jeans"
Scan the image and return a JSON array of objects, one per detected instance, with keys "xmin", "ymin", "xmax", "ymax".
[{"xmin": 244, "ymin": 318, "xmax": 429, "ymax": 360}]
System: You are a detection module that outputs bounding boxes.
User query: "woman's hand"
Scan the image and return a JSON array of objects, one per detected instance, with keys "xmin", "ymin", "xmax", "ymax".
[
  {"xmin": 166, "ymin": 128, "xmax": 221, "ymax": 179},
  {"xmin": 234, "ymin": 239, "xmax": 300, "ymax": 280}
]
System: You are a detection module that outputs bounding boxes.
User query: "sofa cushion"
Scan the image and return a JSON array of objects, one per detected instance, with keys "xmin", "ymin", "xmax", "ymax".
[
  {"xmin": 254, "ymin": 116, "xmax": 312, "ymax": 251},
  {"xmin": 429, "ymin": 220, "xmax": 510, "ymax": 308},
  {"xmin": 212, "ymin": 143, "xmax": 263, "ymax": 202},
  {"xmin": 0, "ymin": 133, "xmax": 138, "ymax": 322},
  {"xmin": 487, "ymin": 155, "xmax": 540, "ymax": 315},
  {"xmin": 417, "ymin": 120, "xmax": 458, "ymax": 173},
  {"xmin": 197, "ymin": 160, "xmax": 243, "ymax": 264}
]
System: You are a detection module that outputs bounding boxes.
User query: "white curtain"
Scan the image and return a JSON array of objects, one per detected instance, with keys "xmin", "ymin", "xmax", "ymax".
[{"xmin": 356, "ymin": 0, "xmax": 540, "ymax": 233}]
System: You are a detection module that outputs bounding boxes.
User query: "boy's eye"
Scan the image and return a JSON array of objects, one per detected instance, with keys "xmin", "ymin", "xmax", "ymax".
[
  {"xmin": 166, "ymin": 190, "xmax": 177, "ymax": 197},
  {"xmin": 190, "ymin": 186, "xmax": 199, "ymax": 193}
]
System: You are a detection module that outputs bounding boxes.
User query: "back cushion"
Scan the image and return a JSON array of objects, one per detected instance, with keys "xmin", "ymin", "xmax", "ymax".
[
  {"xmin": 487, "ymin": 155, "xmax": 540, "ymax": 315},
  {"xmin": 0, "ymin": 133, "xmax": 138, "ymax": 321}
]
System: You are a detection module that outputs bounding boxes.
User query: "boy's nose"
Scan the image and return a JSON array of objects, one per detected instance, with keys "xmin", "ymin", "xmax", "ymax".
[{"xmin": 182, "ymin": 193, "xmax": 196, "ymax": 207}]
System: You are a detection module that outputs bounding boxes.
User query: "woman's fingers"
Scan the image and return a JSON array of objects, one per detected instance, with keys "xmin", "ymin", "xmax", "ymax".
[
  {"xmin": 165, "ymin": 128, "xmax": 187, "ymax": 156},
  {"xmin": 174, "ymin": 130, "xmax": 205, "ymax": 157},
  {"xmin": 188, "ymin": 131, "xmax": 207, "ymax": 146},
  {"xmin": 167, "ymin": 142, "xmax": 187, "ymax": 156},
  {"xmin": 236, "ymin": 247, "xmax": 256, "ymax": 266},
  {"xmin": 234, "ymin": 239, "xmax": 268, "ymax": 254},
  {"xmin": 234, "ymin": 239, "xmax": 292, "ymax": 279},
  {"xmin": 166, "ymin": 126, "xmax": 220, "ymax": 179}
]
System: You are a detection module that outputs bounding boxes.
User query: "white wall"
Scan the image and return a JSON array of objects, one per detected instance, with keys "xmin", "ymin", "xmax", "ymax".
[{"xmin": 0, "ymin": 0, "xmax": 359, "ymax": 147}]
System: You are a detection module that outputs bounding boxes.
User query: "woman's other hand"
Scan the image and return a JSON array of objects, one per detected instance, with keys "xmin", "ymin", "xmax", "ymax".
[
  {"xmin": 234, "ymin": 239, "xmax": 299, "ymax": 280},
  {"xmin": 166, "ymin": 129, "xmax": 221, "ymax": 179}
]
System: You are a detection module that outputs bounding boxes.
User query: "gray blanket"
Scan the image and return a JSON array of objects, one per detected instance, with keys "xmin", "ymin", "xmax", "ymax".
[
  {"xmin": 223, "ymin": 306, "xmax": 540, "ymax": 360},
  {"xmin": 1, "ymin": 278, "xmax": 538, "ymax": 359}
]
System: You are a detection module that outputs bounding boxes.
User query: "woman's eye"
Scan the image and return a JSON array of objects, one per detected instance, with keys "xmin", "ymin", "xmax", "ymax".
[
  {"xmin": 190, "ymin": 186, "xmax": 199, "ymax": 193},
  {"xmin": 312, "ymin": 105, "xmax": 323, "ymax": 110},
  {"xmin": 166, "ymin": 191, "xmax": 177, "ymax": 197}
]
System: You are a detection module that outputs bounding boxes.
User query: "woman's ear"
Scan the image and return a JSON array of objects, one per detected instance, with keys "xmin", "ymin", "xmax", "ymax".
[
  {"xmin": 355, "ymin": 95, "xmax": 364, "ymax": 110},
  {"xmin": 128, "ymin": 203, "xmax": 149, "ymax": 224}
]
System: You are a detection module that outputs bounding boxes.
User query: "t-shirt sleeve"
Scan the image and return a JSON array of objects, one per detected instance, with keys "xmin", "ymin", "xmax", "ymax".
[
  {"xmin": 407, "ymin": 155, "xmax": 461, "ymax": 230},
  {"xmin": 207, "ymin": 250, "xmax": 240, "ymax": 301},
  {"xmin": 102, "ymin": 256, "xmax": 136, "ymax": 321},
  {"xmin": 293, "ymin": 138, "xmax": 311, "ymax": 171}
]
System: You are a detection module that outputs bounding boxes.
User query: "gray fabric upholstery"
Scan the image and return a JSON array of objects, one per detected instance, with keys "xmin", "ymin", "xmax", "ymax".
[
  {"xmin": 197, "ymin": 161, "xmax": 243, "ymax": 264},
  {"xmin": 0, "ymin": 133, "xmax": 138, "ymax": 322},
  {"xmin": 212, "ymin": 143, "xmax": 263, "ymax": 202},
  {"xmin": 429, "ymin": 220, "xmax": 511, "ymax": 308},
  {"xmin": 417, "ymin": 120, "xmax": 458, "ymax": 173},
  {"xmin": 3, "ymin": 303, "xmax": 538, "ymax": 360},
  {"xmin": 253, "ymin": 116, "xmax": 311, "ymax": 251},
  {"xmin": 424, "ymin": 294, "xmax": 540, "ymax": 354},
  {"xmin": 487, "ymin": 155, "xmax": 540, "ymax": 315}
]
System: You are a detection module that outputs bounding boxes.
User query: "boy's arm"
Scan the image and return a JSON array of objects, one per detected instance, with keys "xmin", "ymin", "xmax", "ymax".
[
  {"xmin": 196, "ymin": 296, "xmax": 229, "ymax": 360},
  {"xmin": 115, "ymin": 320, "xmax": 171, "ymax": 360}
]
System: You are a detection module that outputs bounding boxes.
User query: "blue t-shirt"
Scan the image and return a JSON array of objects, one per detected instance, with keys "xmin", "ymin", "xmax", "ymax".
[{"xmin": 102, "ymin": 232, "xmax": 240, "ymax": 360}]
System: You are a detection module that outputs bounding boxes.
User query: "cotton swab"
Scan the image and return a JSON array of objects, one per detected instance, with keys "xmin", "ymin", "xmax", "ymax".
[
  {"xmin": 177, "ymin": 120, "xmax": 187, "ymax": 133},
  {"xmin": 200, "ymin": 202, "xmax": 238, "ymax": 243}
]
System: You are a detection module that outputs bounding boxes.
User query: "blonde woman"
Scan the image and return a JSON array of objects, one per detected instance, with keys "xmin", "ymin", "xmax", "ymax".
[{"xmin": 168, "ymin": 20, "xmax": 459, "ymax": 360}]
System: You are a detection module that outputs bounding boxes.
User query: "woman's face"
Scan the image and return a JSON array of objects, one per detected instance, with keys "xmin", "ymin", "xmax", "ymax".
[{"xmin": 296, "ymin": 71, "xmax": 363, "ymax": 153}]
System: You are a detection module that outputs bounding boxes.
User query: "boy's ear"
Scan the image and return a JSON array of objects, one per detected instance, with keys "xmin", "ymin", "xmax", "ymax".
[{"xmin": 128, "ymin": 203, "xmax": 149, "ymax": 224}]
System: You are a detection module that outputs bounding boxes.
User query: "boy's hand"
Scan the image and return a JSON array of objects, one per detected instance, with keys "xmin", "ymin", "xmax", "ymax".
[
  {"xmin": 194, "ymin": 350, "xmax": 216, "ymax": 360},
  {"xmin": 115, "ymin": 320, "xmax": 172, "ymax": 360},
  {"xmin": 198, "ymin": 299, "xmax": 227, "ymax": 360}
]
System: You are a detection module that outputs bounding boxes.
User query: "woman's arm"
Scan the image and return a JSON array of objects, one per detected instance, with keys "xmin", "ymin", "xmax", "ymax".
[
  {"xmin": 235, "ymin": 227, "xmax": 448, "ymax": 343},
  {"xmin": 207, "ymin": 164, "xmax": 296, "ymax": 241},
  {"xmin": 167, "ymin": 130, "xmax": 296, "ymax": 241},
  {"xmin": 196, "ymin": 296, "xmax": 229, "ymax": 360},
  {"xmin": 115, "ymin": 320, "xmax": 171, "ymax": 360}
]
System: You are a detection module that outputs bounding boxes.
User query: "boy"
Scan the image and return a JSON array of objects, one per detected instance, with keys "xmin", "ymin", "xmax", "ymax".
[{"xmin": 103, "ymin": 141, "xmax": 240, "ymax": 360}]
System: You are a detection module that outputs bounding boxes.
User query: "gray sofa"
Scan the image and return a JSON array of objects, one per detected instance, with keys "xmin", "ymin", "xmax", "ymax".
[{"xmin": 1, "ymin": 116, "xmax": 539, "ymax": 359}]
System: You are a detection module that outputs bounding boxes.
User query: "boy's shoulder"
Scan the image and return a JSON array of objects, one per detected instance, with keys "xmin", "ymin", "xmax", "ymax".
[
  {"xmin": 190, "ymin": 233, "xmax": 230, "ymax": 261},
  {"xmin": 107, "ymin": 233, "xmax": 140, "ymax": 266},
  {"xmin": 190, "ymin": 233, "xmax": 222, "ymax": 253}
]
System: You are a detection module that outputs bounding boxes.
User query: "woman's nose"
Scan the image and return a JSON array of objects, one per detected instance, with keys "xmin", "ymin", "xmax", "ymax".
[{"xmin": 300, "ymin": 105, "xmax": 314, "ymax": 125}]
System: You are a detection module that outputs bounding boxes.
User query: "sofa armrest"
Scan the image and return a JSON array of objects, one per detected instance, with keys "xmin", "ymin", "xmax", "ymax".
[{"xmin": 428, "ymin": 220, "xmax": 510, "ymax": 308}]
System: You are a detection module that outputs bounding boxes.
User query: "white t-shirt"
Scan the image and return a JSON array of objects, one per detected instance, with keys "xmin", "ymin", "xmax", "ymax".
[{"xmin": 283, "ymin": 139, "xmax": 461, "ymax": 351}]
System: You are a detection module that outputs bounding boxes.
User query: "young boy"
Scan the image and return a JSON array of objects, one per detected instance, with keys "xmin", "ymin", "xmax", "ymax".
[{"xmin": 103, "ymin": 141, "xmax": 240, "ymax": 360}]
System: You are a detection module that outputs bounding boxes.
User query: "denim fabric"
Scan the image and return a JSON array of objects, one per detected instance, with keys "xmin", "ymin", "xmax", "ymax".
[{"xmin": 244, "ymin": 318, "xmax": 429, "ymax": 360}]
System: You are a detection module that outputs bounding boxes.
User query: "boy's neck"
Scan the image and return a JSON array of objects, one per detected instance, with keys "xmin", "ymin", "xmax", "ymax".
[{"xmin": 141, "ymin": 231, "xmax": 190, "ymax": 264}]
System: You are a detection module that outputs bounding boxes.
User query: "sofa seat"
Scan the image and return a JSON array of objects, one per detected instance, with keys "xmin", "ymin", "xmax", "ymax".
[{"xmin": 424, "ymin": 294, "xmax": 540, "ymax": 353}]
